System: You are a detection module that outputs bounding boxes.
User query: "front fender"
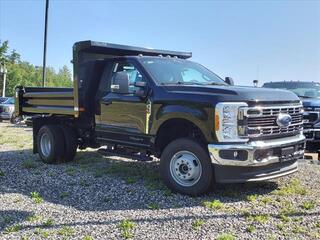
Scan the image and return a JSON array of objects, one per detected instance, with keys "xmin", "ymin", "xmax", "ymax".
[{"xmin": 150, "ymin": 104, "xmax": 214, "ymax": 142}]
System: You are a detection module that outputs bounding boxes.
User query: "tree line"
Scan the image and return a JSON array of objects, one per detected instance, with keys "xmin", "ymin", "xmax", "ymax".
[{"xmin": 0, "ymin": 40, "xmax": 72, "ymax": 97}]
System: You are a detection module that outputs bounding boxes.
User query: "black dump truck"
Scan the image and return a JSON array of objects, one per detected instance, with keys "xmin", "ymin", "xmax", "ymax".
[
  {"xmin": 263, "ymin": 81, "xmax": 320, "ymax": 151},
  {"xmin": 15, "ymin": 41, "xmax": 305, "ymax": 195}
]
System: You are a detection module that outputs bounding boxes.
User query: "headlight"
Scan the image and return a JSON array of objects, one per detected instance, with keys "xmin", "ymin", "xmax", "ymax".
[{"xmin": 215, "ymin": 102, "xmax": 248, "ymax": 142}]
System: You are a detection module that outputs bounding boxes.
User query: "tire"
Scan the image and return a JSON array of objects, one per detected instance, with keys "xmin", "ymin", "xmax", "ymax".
[
  {"xmin": 160, "ymin": 138, "xmax": 213, "ymax": 196},
  {"xmin": 37, "ymin": 125, "xmax": 65, "ymax": 164},
  {"xmin": 60, "ymin": 126, "xmax": 78, "ymax": 162},
  {"xmin": 10, "ymin": 113, "xmax": 22, "ymax": 124}
]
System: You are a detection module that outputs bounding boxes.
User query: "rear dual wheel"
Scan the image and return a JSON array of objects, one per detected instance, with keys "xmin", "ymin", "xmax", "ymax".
[{"xmin": 37, "ymin": 125, "xmax": 77, "ymax": 164}]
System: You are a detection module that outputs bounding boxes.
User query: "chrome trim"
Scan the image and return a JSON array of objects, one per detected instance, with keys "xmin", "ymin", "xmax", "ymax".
[
  {"xmin": 244, "ymin": 104, "xmax": 303, "ymax": 138},
  {"xmin": 244, "ymin": 104, "xmax": 303, "ymax": 117},
  {"xmin": 208, "ymin": 133, "xmax": 305, "ymax": 166}
]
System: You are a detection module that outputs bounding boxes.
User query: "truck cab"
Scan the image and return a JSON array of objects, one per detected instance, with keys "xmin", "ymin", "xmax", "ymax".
[{"xmin": 15, "ymin": 41, "xmax": 305, "ymax": 195}]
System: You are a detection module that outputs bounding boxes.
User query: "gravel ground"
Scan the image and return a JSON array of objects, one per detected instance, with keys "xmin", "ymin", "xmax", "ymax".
[{"xmin": 0, "ymin": 122, "xmax": 320, "ymax": 240}]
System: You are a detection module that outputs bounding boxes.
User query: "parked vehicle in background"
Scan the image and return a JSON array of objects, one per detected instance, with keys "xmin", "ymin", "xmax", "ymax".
[
  {"xmin": 262, "ymin": 81, "xmax": 320, "ymax": 151},
  {"xmin": 0, "ymin": 97, "xmax": 15, "ymax": 121},
  {"xmin": 14, "ymin": 41, "xmax": 305, "ymax": 195},
  {"xmin": 0, "ymin": 97, "xmax": 8, "ymax": 103}
]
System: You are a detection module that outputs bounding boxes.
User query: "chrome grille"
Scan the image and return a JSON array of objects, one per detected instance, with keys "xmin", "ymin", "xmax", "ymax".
[{"xmin": 244, "ymin": 105, "xmax": 303, "ymax": 138}]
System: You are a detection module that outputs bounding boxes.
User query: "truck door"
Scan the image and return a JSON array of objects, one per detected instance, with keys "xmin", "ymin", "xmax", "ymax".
[{"xmin": 96, "ymin": 60, "xmax": 152, "ymax": 147}]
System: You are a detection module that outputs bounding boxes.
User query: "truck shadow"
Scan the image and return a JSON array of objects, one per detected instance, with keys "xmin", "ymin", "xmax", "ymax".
[
  {"xmin": 1, "ymin": 148, "xmax": 282, "ymax": 212},
  {"xmin": 0, "ymin": 210, "xmax": 31, "ymax": 232}
]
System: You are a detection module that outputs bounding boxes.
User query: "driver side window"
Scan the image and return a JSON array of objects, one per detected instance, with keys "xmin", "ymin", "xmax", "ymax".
[{"xmin": 112, "ymin": 62, "xmax": 145, "ymax": 94}]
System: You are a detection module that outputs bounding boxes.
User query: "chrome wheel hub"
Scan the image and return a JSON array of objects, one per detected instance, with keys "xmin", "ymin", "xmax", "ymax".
[
  {"xmin": 170, "ymin": 151, "xmax": 202, "ymax": 187},
  {"xmin": 40, "ymin": 133, "xmax": 51, "ymax": 157}
]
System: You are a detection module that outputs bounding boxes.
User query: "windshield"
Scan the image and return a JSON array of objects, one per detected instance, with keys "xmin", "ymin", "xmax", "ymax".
[
  {"xmin": 139, "ymin": 57, "xmax": 227, "ymax": 86},
  {"xmin": 4, "ymin": 98, "xmax": 14, "ymax": 104},
  {"xmin": 263, "ymin": 82, "xmax": 320, "ymax": 98}
]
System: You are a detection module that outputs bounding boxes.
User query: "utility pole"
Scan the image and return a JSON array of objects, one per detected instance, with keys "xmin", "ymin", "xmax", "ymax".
[
  {"xmin": 42, "ymin": 0, "xmax": 49, "ymax": 87},
  {"xmin": 0, "ymin": 64, "xmax": 7, "ymax": 97}
]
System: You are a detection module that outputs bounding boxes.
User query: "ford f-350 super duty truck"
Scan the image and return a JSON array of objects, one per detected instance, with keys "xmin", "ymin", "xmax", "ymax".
[{"xmin": 15, "ymin": 41, "xmax": 305, "ymax": 195}]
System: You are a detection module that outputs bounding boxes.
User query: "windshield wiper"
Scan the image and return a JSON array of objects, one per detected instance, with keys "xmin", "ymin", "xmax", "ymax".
[
  {"xmin": 160, "ymin": 81, "xmax": 203, "ymax": 86},
  {"xmin": 177, "ymin": 81, "xmax": 203, "ymax": 85},
  {"xmin": 207, "ymin": 82, "xmax": 226, "ymax": 86}
]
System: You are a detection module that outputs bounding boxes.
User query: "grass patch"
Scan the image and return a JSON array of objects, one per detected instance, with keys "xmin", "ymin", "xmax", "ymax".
[
  {"xmin": 4, "ymin": 224, "xmax": 22, "ymax": 234},
  {"xmin": 30, "ymin": 191, "xmax": 43, "ymax": 204},
  {"xmin": 246, "ymin": 224, "xmax": 256, "ymax": 233},
  {"xmin": 57, "ymin": 226, "xmax": 75, "ymax": 237},
  {"xmin": 272, "ymin": 178, "xmax": 307, "ymax": 196},
  {"xmin": 0, "ymin": 169, "xmax": 5, "ymax": 176},
  {"xmin": 83, "ymin": 236, "xmax": 94, "ymax": 240},
  {"xmin": 246, "ymin": 194, "xmax": 258, "ymax": 202},
  {"xmin": 276, "ymin": 223, "xmax": 285, "ymax": 231},
  {"xmin": 300, "ymin": 201, "xmax": 316, "ymax": 210},
  {"xmin": 216, "ymin": 233, "xmax": 235, "ymax": 240},
  {"xmin": 292, "ymin": 224, "xmax": 307, "ymax": 234},
  {"xmin": 43, "ymin": 218, "xmax": 54, "ymax": 227},
  {"xmin": 22, "ymin": 160, "xmax": 38, "ymax": 169},
  {"xmin": 147, "ymin": 203, "xmax": 159, "ymax": 210},
  {"xmin": 192, "ymin": 219, "xmax": 204, "ymax": 231},
  {"xmin": 34, "ymin": 228, "xmax": 50, "ymax": 238},
  {"xmin": 203, "ymin": 200, "xmax": 224, "ymax": 210},
  {"xmin": 60, "ymin": 191, "xmax": 70, "ymax": 199},
  {"xmin": 105, "ymin": 160, "xmax": 167, "ymax": 191},
  {"xmin": 65, "ymin": 167, "xmax": 77, "ymax": 176},
  {"xmin": 26, "ymin": 214, "xmax": 42, "ymax": 222},
  {"xmin": 118, "ymin": 219, "xmax": 135, "ymax": 239},
  {"xmin": 246, "ymin": 214, "xmax": 269, "ymax": 224},
  {"xmin": 278, "ymin": 201, "xmax": 299, "ymax": 220},
  {"xmin": 260, "ymin": 196, "xmax": 273, "ymax": 205}
]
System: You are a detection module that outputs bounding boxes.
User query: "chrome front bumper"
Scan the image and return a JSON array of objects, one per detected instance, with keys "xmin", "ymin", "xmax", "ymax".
[{"xmin": 208, "ymin": 133, "xmax": 305, "ymax": 167}]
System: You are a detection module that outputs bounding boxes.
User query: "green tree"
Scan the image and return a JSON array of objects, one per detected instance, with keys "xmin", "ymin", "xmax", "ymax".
[{"xmin": 0, "ymin": 39, "xmax": 72, "ymax": 96}]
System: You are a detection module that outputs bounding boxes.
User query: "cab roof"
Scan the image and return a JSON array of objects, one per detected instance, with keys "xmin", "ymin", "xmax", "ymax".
[{"xmin": 74, "ymin": 40, "xmax": 192, "ymax": 59}]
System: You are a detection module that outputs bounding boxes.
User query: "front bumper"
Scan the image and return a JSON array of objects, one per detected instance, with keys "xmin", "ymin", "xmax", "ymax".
[
  {"xmin": 208, "ymin": 134, "xmax": 305, "ymax": 183},
  {"xmin": 0, "ymin": 112, "xmax": 12, "ymax": 120}
]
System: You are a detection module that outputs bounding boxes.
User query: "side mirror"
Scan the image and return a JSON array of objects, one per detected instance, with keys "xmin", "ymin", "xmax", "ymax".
[
  {"xmin": 134, "ymin": 81, "xmax": 147, "ymax": 98},
  {"xmin": 111, "ymin": 72, "xmax": 129, "ymax": 94},
  {"xmin": 225, "ymin": 77, "xmax": 234, "ymax": 86}
]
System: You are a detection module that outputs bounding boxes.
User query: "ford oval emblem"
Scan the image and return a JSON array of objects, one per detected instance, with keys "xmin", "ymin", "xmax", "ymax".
[{"xmin": 276, "ymin": 113, "xmax": 292, "ymax": 128}]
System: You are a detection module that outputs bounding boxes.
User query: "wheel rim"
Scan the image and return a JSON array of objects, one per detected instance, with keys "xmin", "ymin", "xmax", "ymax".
[
  {"xmin": 40, "ymin": 133, "xmax": 51, "ymax": 157},
  {"xmin": 169, "ymin": 150, "xmax": 202, "ymax": 187}
]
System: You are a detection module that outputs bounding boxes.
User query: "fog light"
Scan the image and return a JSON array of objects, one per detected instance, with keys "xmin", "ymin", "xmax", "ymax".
[{"xmin": 219, "ymin": 150, "xmax": 248, "ymax": 161}]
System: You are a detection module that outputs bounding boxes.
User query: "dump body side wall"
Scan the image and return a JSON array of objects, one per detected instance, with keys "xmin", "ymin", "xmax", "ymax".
[{"xmin": 15, "ymin": 87, "xmax": 75, "ymax": 116}]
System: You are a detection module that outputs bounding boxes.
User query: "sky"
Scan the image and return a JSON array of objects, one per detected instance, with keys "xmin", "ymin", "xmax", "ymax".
[{"xmin": 0, "ymin": 0, "xmax": 319, "ymax": 86}]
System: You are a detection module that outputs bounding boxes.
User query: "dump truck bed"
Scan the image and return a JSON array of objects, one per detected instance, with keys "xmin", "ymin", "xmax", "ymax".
[{"xmin": 15, "ymin": 87, "xmax": 75, "ymax": 116}]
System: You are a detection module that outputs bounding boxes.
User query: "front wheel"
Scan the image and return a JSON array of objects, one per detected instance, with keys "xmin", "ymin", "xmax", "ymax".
[{"xmin": 160, "ymin": 138, "xmax": 213, "ymax": 196}]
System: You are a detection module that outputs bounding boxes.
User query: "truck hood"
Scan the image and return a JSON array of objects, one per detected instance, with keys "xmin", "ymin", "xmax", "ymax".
[
  {"xmin": 164, "ymin": 85, "xmax": 300, "ymax": 104},
  {"xmin": 301, "ymin": 98, "xmax": 320, "ymax": 108}
]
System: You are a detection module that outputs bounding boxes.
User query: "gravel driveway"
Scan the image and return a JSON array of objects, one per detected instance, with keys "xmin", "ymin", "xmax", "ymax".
[{"xmin": 0, "ymin": 122, "xmax": 319, "ymax": 240}]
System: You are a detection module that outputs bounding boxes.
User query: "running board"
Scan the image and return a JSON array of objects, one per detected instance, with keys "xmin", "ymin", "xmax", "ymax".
[{"xmin": 97, "ymin": 148, "xmax": 153, "ymax": 162}]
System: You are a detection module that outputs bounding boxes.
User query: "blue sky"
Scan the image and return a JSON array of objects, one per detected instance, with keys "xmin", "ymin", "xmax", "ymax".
[{"xmin": 0, "ymin": 0, "xmax": 319, "ymax": 86}]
